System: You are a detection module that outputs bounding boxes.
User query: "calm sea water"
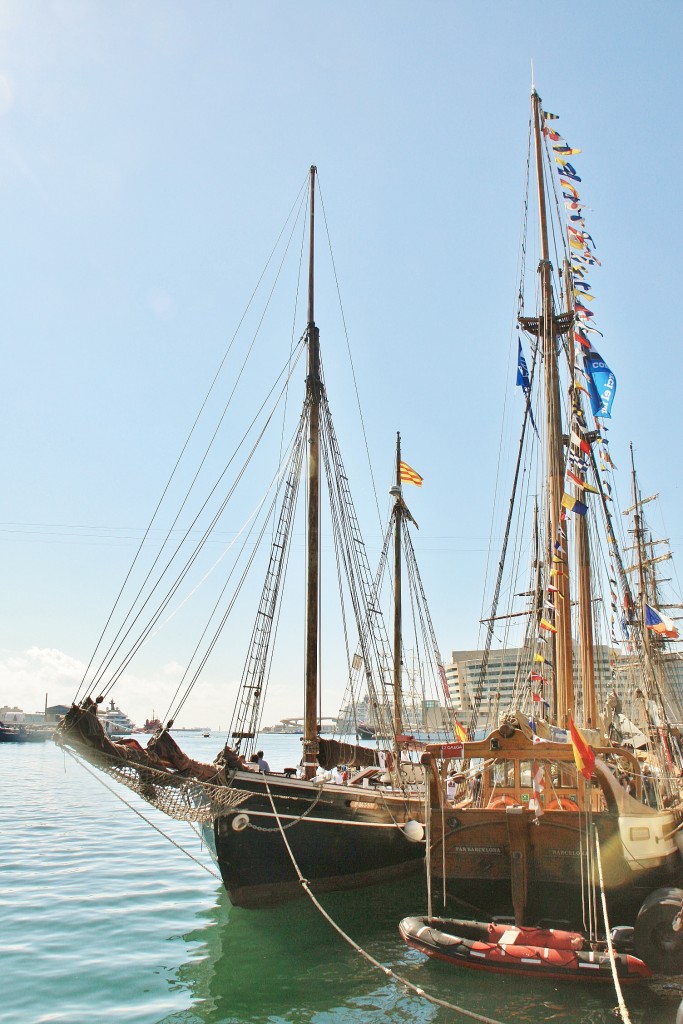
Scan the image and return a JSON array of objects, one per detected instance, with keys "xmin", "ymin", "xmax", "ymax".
[{"xmin": 2, "ymin": 732, "xmax": 682, "ymax": 1024}]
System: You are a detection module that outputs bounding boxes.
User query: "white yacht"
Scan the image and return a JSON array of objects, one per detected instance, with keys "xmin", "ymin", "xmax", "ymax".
[{"xmin": 100, "ymin": 700, "xmax": 136, "ymax": 738}]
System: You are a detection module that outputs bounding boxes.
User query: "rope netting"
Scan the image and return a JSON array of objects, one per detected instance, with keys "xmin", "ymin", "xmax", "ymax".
[{"xmin": 65, "ymin": 745, "xmax": 250, "ymax": 823}]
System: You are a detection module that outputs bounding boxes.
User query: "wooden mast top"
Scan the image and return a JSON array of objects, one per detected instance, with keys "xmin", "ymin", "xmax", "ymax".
[
  {"xmin": 303, "ymin": 165, "xmax": 321, "ymax": 779},
  {"xmin": 531, "ymin": 91, "xmax": 574, "ymax": 726}
]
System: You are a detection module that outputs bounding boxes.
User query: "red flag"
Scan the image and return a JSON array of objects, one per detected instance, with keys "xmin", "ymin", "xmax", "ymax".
[{"xmin": 568, "ymin": 715, "xmax": 595, "ymax": 780}]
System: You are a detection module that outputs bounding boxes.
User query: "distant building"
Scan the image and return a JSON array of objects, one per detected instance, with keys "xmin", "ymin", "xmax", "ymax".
[
  {"xmin": 444, "ymin": 643, "xmax": 619, "ymax": 723},
  {"xmin": 0, "ymin": 704, "xmax": 68, "ymax": 726},
  {"xmin": 46, "ymin": 704, "xmax": 70, "ymax": 723}
]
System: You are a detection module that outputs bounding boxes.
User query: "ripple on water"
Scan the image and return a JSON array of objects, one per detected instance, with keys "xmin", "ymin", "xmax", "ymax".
[{"xmin": 3, "ymin": 742, "xmax": 682, "ymax": 1024}]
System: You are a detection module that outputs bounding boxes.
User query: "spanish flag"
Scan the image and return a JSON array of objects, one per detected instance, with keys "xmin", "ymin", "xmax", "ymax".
[
  {"xmin": 454, "ymin": 717, "xmax": 467, "ymax": 743},
  {"xmin": 568, "ymin": 715, "xmax": 595, "ymax": 780},
  {"xmin": 399, "ymin": 461, "xmax": 423, "ymax": 487}
]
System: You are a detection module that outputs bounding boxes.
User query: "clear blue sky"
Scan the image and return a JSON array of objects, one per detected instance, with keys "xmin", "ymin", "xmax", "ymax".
[{"xmin": 2, "ymin": 1, "xmax": 681, "ymax": 727}]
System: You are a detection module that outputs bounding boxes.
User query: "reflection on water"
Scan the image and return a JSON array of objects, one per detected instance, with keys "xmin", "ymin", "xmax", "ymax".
[
  {"xmin": 165, "ymin": 880, "xmax": 432, "ymax": 1024},
  {"xmin": 159, "ymin": 878, "xmax": 681, "ymax": 1024}
]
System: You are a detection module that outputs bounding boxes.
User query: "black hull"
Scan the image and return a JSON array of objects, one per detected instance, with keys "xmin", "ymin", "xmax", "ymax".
[{"xmin": 211, "ymin": 771, "xmax": 425, "ymax": 908}]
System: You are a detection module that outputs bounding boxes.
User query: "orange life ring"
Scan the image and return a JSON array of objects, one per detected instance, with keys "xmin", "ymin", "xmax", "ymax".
[
  {"xmin": 487, "ymin": 794, "xmax": 517, "ymax": 809},
  {"xmin": 546, "ymin": 797, "xmax": 578, "ymax": 811}
]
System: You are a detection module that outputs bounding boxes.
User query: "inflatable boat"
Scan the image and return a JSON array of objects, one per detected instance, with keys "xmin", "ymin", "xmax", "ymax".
[{"xmin": 399, "ymin": 916, "xmax": 652, "ymax": 982}]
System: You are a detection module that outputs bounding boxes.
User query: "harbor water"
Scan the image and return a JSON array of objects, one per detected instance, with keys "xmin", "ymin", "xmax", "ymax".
[{"xmin": 2, "ymin": 732, "xmax": 682, "ymax": 1024}]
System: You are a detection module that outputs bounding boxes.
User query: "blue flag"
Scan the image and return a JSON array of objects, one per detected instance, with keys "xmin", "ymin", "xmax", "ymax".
[
  {"xmin": 516, "ymin": 338, "xmax": 530, "ymax": 391},
  {"xmin": 516, "ymin": 339, "xmax": 538, "ymax": 435},
  {"xmin": 584, "ymin": 348, "xmax": 617, "ymax": 419}
]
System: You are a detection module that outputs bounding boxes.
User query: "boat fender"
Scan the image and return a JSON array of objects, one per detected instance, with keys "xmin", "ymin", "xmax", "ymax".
[
  {"xmin": 231, "ymin": 813, "xmax": 250, "ymax": 831},
  {"xmin": 402, "ymin": 819, "xmax": 425, "ymax": 843},
  {"xmin": 634, "ymin": 886, "xmax": 683, "ymax": 975},
  {"xmin": 546, "ymin": 798, "xmax": 578, "ymax": 811}
]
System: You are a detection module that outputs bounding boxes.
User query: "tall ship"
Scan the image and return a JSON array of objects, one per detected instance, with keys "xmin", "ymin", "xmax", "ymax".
[
  {"xmin": 420, "ymin": 89, "xmax": 683, "ymax": 946},
  {"xmin": 56, "ymin": 167, "xmax": 458, "ymax": 908}
]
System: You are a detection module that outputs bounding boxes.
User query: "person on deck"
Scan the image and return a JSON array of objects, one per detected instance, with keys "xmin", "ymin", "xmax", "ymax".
[
  {"xmin": 642, "ymin": 765, "xmax": 657, "ymax": 806},
  {"xmin": 256, "ymin": 749, "xmax": 270, "ymax": 772}
]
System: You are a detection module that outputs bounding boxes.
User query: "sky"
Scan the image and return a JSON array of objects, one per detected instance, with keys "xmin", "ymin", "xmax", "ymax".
[{"xmin": 1, "ymin": 1, "xmax": 682, "ymax": 729}]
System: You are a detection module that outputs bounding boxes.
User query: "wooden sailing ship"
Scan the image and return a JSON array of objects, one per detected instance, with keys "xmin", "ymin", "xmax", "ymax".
[
  {"xmin": 419, "ymin": 90, "xmax": 683, "ymax": 941},
  {"xmin": 56, "ymin": 166, "xmax": 456, "ymax": 907}
]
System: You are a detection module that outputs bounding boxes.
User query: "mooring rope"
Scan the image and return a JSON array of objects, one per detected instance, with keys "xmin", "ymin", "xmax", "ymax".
[
  {"xmin": 63, "ymin": 747, "xmax": 222, "ymax": 881},
  {"xmin": 263, "ymin": 776, "xmax": 509, "ymax": 1024},
  {"xmin": 66, "ymin": 748, "xmax": 633, "ymax": 1021},
  {"xmin": 594, "ymin": 827, "xmax": 633, "ymax": 1024}
]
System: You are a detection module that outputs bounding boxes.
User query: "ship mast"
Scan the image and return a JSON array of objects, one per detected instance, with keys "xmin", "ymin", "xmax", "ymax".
[
  {"xmin": 531, "ymin": 91, "xmax": 574, "ymax": 726},
  {"xmin": 629, "ymin": 444, "xmax": 654, "ymax": 662},
  {"xmin": 392, "ymin": 433, "xmax": 403, "ymax": 740},
  {"xmin": 303, "ymin": 165, "xmax": 321, "ymax": 779}
]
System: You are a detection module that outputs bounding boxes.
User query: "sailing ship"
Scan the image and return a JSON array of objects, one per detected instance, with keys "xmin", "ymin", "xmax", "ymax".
[
  {"xmin": 614, "ymin": 447, "xmax": 683, "ymax": 749},
  {"xmin": 419, "ymin": 89, "xmax": 683, "ymax": 943},
  {"xmin": 56, "ymin": 167, "xmax": 456, "ymax": 907}
]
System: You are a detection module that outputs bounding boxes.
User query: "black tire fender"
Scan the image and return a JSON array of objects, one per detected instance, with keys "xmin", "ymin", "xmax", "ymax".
[{"xmin": 634, "ymin": 886, "xmax": 683, "ymax": 975}]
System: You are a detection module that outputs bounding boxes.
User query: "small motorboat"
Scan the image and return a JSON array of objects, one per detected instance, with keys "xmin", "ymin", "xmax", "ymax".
[{"xmin": 399, "ymin": 916, "xmax": 652, "ymax": 983}]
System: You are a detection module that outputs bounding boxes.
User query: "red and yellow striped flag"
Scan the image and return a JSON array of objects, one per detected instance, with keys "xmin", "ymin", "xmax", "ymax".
[{"xmin": 399, "ymin": 461, "xmax": 423, "ymax": 487}]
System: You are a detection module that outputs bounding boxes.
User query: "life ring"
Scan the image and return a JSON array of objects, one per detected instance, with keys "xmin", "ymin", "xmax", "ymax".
[
  {"xmin": 547, "ymin": 797, "xmax": 578, "ymax": 811},
  {"xmin": 488, "ymin": 794, "xmax": 517, "ymax": 809}
]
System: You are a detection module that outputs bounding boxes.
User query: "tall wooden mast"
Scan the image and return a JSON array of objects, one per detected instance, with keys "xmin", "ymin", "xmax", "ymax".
[
  {"xmin": 629, "ymin": 444, "xmax": 653, "ymax": 663},
  {"xmin": 303, "ymin": 165, "xmax": 321, "ymax": 779},
  {"xmin": 392, "ymin": 433, "xmax": 403, "ymax": 740},
  {"xmin": 531, "ymin": 91, "xmax": 574, "ymax": 726}
]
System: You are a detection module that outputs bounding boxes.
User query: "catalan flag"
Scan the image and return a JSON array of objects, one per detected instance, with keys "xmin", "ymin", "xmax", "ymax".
[
  {"xmin": 454, "ymin": 717, "xmax": 468, "ymax": 743},
  {"xmin": 399, "ymin": 461, "xmax": 423, "ymax": 487},
  {"xmin": 568, "ymin": 715, "xmax": 595, "ymax": 780}
]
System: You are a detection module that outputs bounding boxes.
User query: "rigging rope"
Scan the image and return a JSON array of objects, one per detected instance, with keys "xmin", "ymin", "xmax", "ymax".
[
  {"xmin": 262, "ymin": 776, "xmax": 509, "ymax": 1024},
  {"xmin": 317, "ymin": 176, "xmax": 384, "ymax": 536},
  {"xmin": 77, "ymin": 182, "xmax": 310, "ymax": 703},
  {"xmin": 86, "ymin": 339, "xmax": 307, "ymax": 706},
  {"xmin": 62, "ymin": 746, "xmax": 223, "ymax": 881}
]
